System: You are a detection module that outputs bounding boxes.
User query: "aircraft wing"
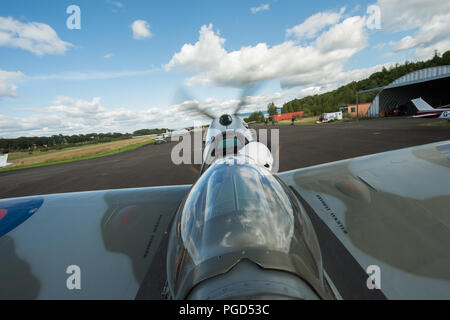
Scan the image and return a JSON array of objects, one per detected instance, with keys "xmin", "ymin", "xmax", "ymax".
[
  {"xmin": 0, "ymin": 185, "xmax": 190, "ymax": 299},
  {"xmin": 411, "ymin": 113, "xmax": 438, "ymax": 118},
  {"xmin": 277, "ymin": 140, "xmax": 450, "ymax": 299}
]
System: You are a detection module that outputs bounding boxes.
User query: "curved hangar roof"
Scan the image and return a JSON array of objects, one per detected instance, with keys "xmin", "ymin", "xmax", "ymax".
[{"xmin": 367, "ymin": 65, "xmax": 450, "ymax": 117}]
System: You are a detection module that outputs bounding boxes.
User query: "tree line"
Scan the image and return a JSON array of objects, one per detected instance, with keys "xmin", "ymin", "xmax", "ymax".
[
  {"xmin": 1, "ymin": 128, "xmax": 169, "ymax": 152},
  {"xmin": 132, "ymin": 128, "xmax": 168, "ymax": 136}
]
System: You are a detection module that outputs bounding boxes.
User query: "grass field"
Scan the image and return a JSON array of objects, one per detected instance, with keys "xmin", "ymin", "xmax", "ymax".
[
  {"xmin": 1, "ymin": 136, "xmax": 155, "ymax": 172},
  {"xmin": 420, "ymin": 119, "xmax": 450, "ymax": 126}
]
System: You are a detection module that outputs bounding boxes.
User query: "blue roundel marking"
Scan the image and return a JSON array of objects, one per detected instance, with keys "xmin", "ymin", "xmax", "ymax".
[{"xmin": 0, "ymin": 198, "xmax": 44, "ymax": 238}]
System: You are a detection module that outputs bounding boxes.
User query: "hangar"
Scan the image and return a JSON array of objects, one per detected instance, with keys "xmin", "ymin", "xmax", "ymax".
[{"xmin": 357, "ymin": 65, "xmax": 450, "ymax": 118}]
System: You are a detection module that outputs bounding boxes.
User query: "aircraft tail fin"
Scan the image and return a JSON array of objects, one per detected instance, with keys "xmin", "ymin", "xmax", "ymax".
[
  {"xmin": 411, "ymin": 98, "xmax": 435, "ymax": 112},
  {"xmin": 0, "ymin": 153, "xmax": 8, "ymax": 168}
]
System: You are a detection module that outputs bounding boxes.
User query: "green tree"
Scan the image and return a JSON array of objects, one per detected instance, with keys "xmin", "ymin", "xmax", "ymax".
[
  {"xmin": 246, "ymin": 111, "xmax": 265, "ymax": 123},
  {"xmin": 267, "ymin": 102, "xmax": 278, "ymax": 116}
]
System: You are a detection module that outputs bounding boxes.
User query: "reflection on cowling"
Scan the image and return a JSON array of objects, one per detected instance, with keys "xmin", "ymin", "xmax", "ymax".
[{"xmin": 0, "ymin": 236, "xmax": 41, "ymax": 299}]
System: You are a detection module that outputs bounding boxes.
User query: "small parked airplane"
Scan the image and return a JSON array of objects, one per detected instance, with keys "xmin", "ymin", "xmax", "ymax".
[
  {"xmin": 411, "ymin": 98, "xmax": 450, "ymax": 118},
  {"xmin": 154, "ymin": 136, "xmax": 167, "ymax": 145}
]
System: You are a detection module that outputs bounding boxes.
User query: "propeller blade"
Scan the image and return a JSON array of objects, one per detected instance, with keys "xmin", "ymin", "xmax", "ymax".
[
  {"xmin": 174, "ymin": 87, "xmax": 216, "ymax": 120},
  {"xmin": 184, "ymin": 101, "xmax": 216, "ymax": 120},
  {"xmin": 174, "ymin": 82, "xmax": 264, "ymax": 120},
  {"xmin": 233, "ymin": 83, "xmax": 263, "ymax": 115}
]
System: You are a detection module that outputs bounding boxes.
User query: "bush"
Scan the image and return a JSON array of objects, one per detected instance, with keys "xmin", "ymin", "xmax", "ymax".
[{"xmin": 247, "ymin": 111, "xmax": 265, "ymax": 123}]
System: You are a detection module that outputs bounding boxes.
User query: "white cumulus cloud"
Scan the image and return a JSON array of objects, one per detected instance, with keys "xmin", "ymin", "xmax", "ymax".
[
  {"xmin": 0, "ymin": 70, "xmax": 25, "ymax": 98},
  {"xmin": 375, "ymin": 0, "xmax": 450, "ymax": 59},
  {"xmin": 131, "ymin": 20, "xmax": 152, "ymax": 40},
  {"xmin": 0, "ymin": 16, "xmax": 73, "ymax": 55},
  {"xmin": 285, "ymin": 62, "xmax": 395, "ymax": 92},
  {"xmin": 166, "ymin": 16, "xmax": 368, "ymax": 89},
  {"xmin": 392, "ymin": 12, "xmax": 450, "ymax": 58},
  {"xmin": 375, "ymin": 0, "xmax": 450, "ymax": 31},
  {"xmin": 286, "ymin": 7, "xmax": 346, "ymax": 40}
]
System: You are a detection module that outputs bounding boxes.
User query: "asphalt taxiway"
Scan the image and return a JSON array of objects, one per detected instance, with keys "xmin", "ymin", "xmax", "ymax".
[{"xmin": 1, "ymin": 117, "xmax": 449, "ymax": 199}]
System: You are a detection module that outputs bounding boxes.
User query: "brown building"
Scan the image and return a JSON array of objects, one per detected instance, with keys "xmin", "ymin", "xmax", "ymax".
[{"xmin": 348, "ymin": 103, "xmax": 371, "ymax": 118}]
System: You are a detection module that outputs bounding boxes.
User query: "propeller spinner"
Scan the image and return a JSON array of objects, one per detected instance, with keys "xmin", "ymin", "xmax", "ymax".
[{"xmin": 219, "ymin": 114, "xmax": 233, "ymax": 126}]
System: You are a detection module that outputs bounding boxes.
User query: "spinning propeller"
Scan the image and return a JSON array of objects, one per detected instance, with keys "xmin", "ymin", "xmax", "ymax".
[{"xmin": 174, "ymin": 83, "xmax": 263, "ymax": 124}]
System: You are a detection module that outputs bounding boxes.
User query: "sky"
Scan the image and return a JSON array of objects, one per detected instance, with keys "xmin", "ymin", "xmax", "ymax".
[{"xmin": 0, "ymin": 0, "xmax": 449, "ymax": 138}]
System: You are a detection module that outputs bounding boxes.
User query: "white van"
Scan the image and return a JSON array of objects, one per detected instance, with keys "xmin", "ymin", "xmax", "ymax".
[{"xmin": 316, "ymin": 111, "xmax": 343, "ymax": 123}]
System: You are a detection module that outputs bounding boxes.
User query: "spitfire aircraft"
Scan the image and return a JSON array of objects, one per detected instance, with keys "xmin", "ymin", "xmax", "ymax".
[{"xmin": 1, "ymin": 89, "xmax": 449, "ymax": 300}]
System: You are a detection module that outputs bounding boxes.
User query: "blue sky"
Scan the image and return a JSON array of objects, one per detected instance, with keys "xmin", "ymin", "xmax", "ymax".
[{"xmin": 0, "ymin": 0, "xmax": 449, "ymax": 137}]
